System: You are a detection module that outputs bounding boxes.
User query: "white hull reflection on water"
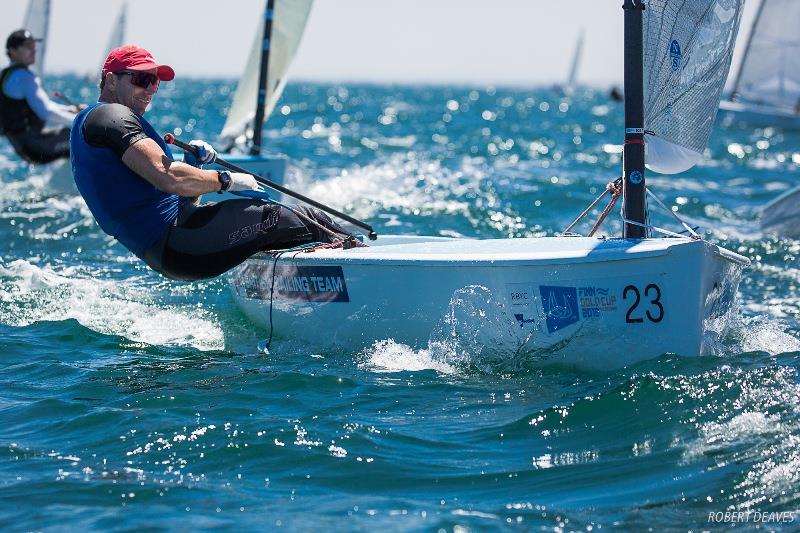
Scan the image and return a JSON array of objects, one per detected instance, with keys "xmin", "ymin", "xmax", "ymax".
[
  {"xmin": 717, "ymin": 99, "xmax": 800, "ymax": 131},
  {"xmin": 760, "ymin": 184, "xmax": 800, "ymax": 238},
  {"xmin": 229, "ymin": 235, "xmax": 748, "ymax": 369}
]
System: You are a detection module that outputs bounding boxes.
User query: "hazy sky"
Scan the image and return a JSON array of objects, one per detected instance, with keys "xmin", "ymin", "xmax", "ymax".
[{"xmin": 1, "ymin": 0, "xmax": 760, "ymax": 86}]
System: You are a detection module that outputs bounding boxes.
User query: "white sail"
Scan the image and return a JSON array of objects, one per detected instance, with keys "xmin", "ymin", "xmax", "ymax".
[
  {"xmin": 643, "ymin": 0, "xmax": 744, "ymax": 174},
  {"xmin": 566, "ymin": 29, "xmax": 585, "ymax": 90},
  {"xmin": 220, "ymin": 0, "xmax": 314, "ymax": 149},
  {"xmin": 23, "ymin": 0, "xmax": 51, "ymax": 76},
  {"xmin": 732, "ymin": 0, "xmax": 800, "ymax": 111},
  {"xmin": 98, "ymin": 2, "xmax": 127, "ymax": 73}
]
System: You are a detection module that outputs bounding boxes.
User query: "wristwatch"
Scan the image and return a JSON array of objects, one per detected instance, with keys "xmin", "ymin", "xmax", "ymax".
[{"xmin": 217, "ymin": 170, "xmax": 232, "ymax": 193}]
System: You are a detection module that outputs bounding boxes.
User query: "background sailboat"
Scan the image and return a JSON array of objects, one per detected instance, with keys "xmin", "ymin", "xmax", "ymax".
[
  {"xmin": 81, "ymin": 2, "xmax": 126, "ymax": 84},
  {"xmin": 722, "ymin": 0, "xmax": 800, "ymax": 238},
  {"xmin": 554, "ymin": 29, "xmax": 584, "ymax": 96},
  {"xmin": 195, "ymin": 0, "xmax": 314, "ymax": 192},
  {"xmin": 566, "ymin": 29, "xmax": 584, "ymax": 94},
  {"xmin": 13, "ymin": 0, "xmax": 75, "ymax": 191},
  {"xmin": 219, "ymin": 0, "xmax": 313, "ymax": 154},
  {"xmin": 718, "ymin": 0, "xmax": 800, "ymax": 129},
  {"xmin": 227, "ymin": 0, "xmax": 749, "ymax": 368},
  {"xmin": 97, "ymin": 2, "xmax": 127, "ymax": 75}
]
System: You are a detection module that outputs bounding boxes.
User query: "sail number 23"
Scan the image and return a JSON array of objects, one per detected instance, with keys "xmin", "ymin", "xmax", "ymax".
[{"xmin": 623, "ymin": 284, "xmax": 664, "ymax": 324}]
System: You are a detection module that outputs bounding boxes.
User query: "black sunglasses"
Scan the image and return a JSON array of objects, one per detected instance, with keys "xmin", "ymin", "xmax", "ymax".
[{"xmin": 115, "ymin": 71, "xmax": 160, "ymax": 90}]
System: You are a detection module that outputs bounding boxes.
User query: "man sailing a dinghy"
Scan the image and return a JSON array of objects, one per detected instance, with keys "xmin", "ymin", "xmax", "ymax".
[
  {"xmin": 71, "ymin": 45, "xmax": 352, "ymax": 281},
  {"xmin": 0, "ymin": 29, "xmax": 80, "ymax": 164}
]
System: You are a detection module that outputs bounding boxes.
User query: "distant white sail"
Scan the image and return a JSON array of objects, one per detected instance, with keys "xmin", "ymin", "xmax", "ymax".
[
  {"xmin": 643, "ymin": 0, "xmax": 744, "ymax": 174},
  {"xmin": 731, "ymin": 0, "xmax": 800, "ymax": 112},
  {"xmin": 566, "ymin": 29, "xmax": 585, "ymax": 90},
  {"xmin": 220, "ymin": 0, "xmax": 314, "ymax": 150},
  {"xmin": 98, "ymin": 2, "xmax": 127, "ymax": 74},
  {"xmin": 23, "ymin": 0, "xmax": 51, "ymax": 76}
]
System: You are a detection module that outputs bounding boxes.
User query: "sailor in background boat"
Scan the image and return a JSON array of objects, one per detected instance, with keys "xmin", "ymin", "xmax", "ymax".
[
  {"xmin": 71, "ymin": 45, "xmax": 350, "ymax": 282},
  {"xmin": 0, "ymin": 29, "xmax": 80, "ymax": 164}
]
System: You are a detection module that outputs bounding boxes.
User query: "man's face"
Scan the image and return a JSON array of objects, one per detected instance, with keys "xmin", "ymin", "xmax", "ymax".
[
  {"xmin": 7, "ymin": 40, "xmax": 36, "ymax": 66},
  {"xmin": 109, "ymin": 69, "xmax": 159, "ymax": 115}
]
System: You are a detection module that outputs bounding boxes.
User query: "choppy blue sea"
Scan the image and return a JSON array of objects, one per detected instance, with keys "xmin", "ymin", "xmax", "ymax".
[{"xmin": 1, "ymin": 77, "xmax": 799, "ymax": 531}]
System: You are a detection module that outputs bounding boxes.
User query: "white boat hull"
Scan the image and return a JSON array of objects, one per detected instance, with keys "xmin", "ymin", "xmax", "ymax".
[
  {"xmin": 761, "ymin": 185, "xmax": 800, "ymax": 238},
  {"xmin": 228, "ymin": 236, "xmax": 748, "ymax": 369},
  {"xmin": 717, "ymin": 100, "xmax": 800, "ymax": 130}
]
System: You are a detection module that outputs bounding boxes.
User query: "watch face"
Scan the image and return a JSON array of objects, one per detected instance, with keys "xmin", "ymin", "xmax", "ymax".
[{"xmin": 218, "ymin": 171, "xmax": 231, "ymax": 191}]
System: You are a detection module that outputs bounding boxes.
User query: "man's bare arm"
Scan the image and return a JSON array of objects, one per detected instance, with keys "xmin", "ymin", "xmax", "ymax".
[{"xmin": 121, "ymin": 138, "xmax": 220, "ymax": 196}]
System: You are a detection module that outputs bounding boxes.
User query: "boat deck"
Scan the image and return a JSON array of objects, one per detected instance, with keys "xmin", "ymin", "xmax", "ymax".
[{"xmin": 251, "ymin": 235, "xmax": 742, "ymax": 267}]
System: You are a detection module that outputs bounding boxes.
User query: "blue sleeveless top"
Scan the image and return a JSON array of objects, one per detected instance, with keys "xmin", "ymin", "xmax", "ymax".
[{"xmin": 70, "ymin": 102, "xmax": 184, "ymax": 258}]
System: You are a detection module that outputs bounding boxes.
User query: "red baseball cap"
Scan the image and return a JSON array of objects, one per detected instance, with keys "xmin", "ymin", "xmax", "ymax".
[{"xmin": 101, "ymin": 45, "xmax": 175, "ymax": 81}]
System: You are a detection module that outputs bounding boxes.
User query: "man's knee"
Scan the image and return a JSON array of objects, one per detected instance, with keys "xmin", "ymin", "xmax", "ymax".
[{"xmin": 290, "ymin": 206, "xmax": 354, "ymax": 243}]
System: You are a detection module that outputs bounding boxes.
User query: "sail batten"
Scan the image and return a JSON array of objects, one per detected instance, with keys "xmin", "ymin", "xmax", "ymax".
[
  {"xmin": 643, "ymin": 0, "xmax": 744, "ymax": 174},
  {"xmin": 220, "ymin": 0, "xmax": 314, "ymax": 151},
  {"xmin": 732, "ymin": 0, "xmax": 800, "ymax": 111}
]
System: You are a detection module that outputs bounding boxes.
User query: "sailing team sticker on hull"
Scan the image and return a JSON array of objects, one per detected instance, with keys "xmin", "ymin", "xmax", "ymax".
[
  {"xmin": 506, "ymin": 282, "xmax": 628, "ymax": 335},
  {"xmin": 233, "ymin": 264, "xmax": 350, "ymax": 303}
]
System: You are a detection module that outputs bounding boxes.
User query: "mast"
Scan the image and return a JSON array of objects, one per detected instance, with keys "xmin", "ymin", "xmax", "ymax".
[
  {"xmin": 250, "ymin": 0, "xmax": 276, "ymax": 155},
  {"xmin": 622, "ymin": 0, "xmax": 647, "ymax": 238},
  {"xmin": 730, "ymin": 0, "xmax": 766, "ymax": 100}
]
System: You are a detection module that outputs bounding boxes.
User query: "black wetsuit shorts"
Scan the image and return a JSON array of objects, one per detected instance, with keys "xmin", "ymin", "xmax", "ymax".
[
  {"xmin": 6, "ymin": 126, "xmax": 70, "ymax": 164},
  {"xmin": 142, "ymin": 199, "xmax": 352, "ymax": 281}
]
